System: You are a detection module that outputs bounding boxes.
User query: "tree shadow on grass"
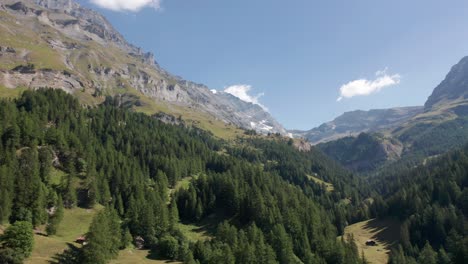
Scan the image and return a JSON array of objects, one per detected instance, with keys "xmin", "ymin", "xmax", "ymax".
[
  {"xmin": 362, "ymin": 218, "xmax": 400, "ymax": 251},
  {"xmin": 145, "ymin": 249, "xmax": 179, "ymax": 263},
  {"xmin": 187, "ymin": 211, "xmax": 236, "ymax": 238},
  {"xmin": 48, "ymin": 243, "xmax": 82, "ymax": 264}
]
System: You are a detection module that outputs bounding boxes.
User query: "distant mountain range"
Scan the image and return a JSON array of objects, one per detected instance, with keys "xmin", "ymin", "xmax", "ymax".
[
  {"xmin": 289, "ymin": 106, "xmax": 423, "ymax": 144},
  {"xmin": 0, "ymin": 0, "xmax": 286, "ymax": 135},
  {"xmin": 294, "ymin": 56, "xmax": 468, "ymax": 172}
]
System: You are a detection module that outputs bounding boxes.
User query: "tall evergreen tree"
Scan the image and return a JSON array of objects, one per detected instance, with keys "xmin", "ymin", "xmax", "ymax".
[
  {"xmin": 46, "ymin": 195, "xmax": 64, "ymax": 235},
  {"xmin": 82, "ymin": 208, "xmax": 122, "ymax": 264},
  {"xmin": 0, "ymin": 221, "xmax": 34, "ymax": 262}
]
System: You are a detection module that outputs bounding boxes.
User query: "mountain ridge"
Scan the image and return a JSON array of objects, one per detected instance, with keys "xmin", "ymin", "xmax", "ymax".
[
  {"xmin": 0, "ymin": 0, "xmax": 286, "ymax": 136},
  {"xmin": 290, "ymin": 106, "xmax": 423, "ymax": 144},
  {"xmin": 425, "ymin": 56, "xmax": 468, "ymax": 109},
  {"xmin": 295, "ymin": 56, "xmax": 468, "ymax": 145},
  {"xmin": 312, "ymin": 56, "xmax": 468, "ymax": 172}
]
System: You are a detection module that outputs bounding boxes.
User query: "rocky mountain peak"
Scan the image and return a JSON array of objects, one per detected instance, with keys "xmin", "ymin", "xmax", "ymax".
[
  {"xmin": 425, "ymin": 56, "xmax": 468, "ymax": 109},
  {"xmin": 0, "ymin": 0, "xmax": 286, "ymax": 135}
]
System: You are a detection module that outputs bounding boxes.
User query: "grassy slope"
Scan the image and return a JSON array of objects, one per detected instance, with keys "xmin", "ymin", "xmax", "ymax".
[
  {"xmin": 111, "ymin": 249, "xmax": 181, "ymax": 264},
  {"xmin": 0, "ymin": 9, "xmax": 246, "ymax": 141},
  {"xmin": 132, "ymin": 90, "xmax": 244, "ymax": 140},
  {"xmin": 177, "ymin": 222, "xmax": 211, "ymax": 242},
  {"xmin": 25, "ymin": 206, "xmax": 103, "ymax": 264},
  {"xmin": 167, "ymin": 176, "xmax": 193, "ymax": 200},
  {"xmin": 0, "ymin": 11, "xmax": 65, "ymax": 71},
  {"xmin": 307, "ymin": 173, "xmax": 334, "ymax": 192},
  {"xmin": 341, "ymin": 218, "xmax": 400, "ymax": 264},
  {"xmin": 0, "ymin": 85, "xmax": 26, "ymax": 98},
  {"xmin": 18, "ymin": 173, "xmax": 210, "ymax": 264}
]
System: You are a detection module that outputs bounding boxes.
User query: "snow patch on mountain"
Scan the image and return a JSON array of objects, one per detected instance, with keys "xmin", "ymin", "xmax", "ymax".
[{"xmin": 250, "ymin": 120, "xmax": 274, "ymax": 133}]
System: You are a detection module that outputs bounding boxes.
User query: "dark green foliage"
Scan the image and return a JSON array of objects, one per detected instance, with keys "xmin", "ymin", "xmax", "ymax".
[
  {"xmin": 398, "ymin": 116, "xmax": 468, "ymax": 157},
  {"xmin": 0, "ymin": 221, "xmax": 34, "ymax": 262},
  {"xmin": 418, "ymin": 242, "xmax": 437, "ymax": 264},
  {"xmin": 227, "ymin": 136, "xmax": 371, "ymax": 230},
  {"xmin": 192, "ymin": 223, "xmax": 277, "ymax": 264},
  {"xmin": 62, "ymin": 165, "xmax": 77, "ymax": 209},
  {"xmin": 0, "ymin": 165, "xmax": 14, "ymax": 223},
  {"xmin": 318, "ymin": 115, "xmax": 468, "ymax": 176},
  {"xmin": 3, "ymin": 88, "xmax": 467, "ymax": 264},
  {"xmin": 318, "ymin": 133, "xmax": 389, "ymax": 172},
  {"xmin": 270, "ymin": 224, "xmax": 295, "ymax": 264},
  {"xmin": 0, "ymin": 247, "xmax": 23, "ymax": 264},
  {"xmin": 0, "ymin": 89, "xmax": 364, "ymax": 263},
  {"xmin": 158, "ymin": 235, "xmax": 179, "ymax": 260},
  {"xmin": 370, "ymin": 146, "xmax": 468, "ymax": 263},
  {"xmin": 81, "ymin": 208, "xmax": 121, "ymax": 264},
  {"xmin": 38, "ymin": 146, "xmax": 53, "ymax": 182},
  {"xmin": 46, "ymin": 195, "xmax": 64, "ymax": 235},
  {"xmin": 10, "ymin": 147, "xmax": 48, "ymax": 225},
  {"xmin": 120, "ymin": 227, "xmax": 132, "ymax": 249},
  {"xmin": 176, "ymin": 165, "xmax": 361, "ymax": 263}
]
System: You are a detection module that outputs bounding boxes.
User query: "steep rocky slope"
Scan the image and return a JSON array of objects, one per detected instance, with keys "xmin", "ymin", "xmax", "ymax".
[
  {"xmin": 0, "ymin": 0, "xmax": 286, "ymax": 135},
  {"xmin": 425, "ymin": 56, "xmax": 468, "ymax": 109}
]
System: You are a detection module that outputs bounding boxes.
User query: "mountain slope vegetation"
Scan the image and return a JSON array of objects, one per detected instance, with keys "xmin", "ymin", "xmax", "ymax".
[
  {"xmin": 0, "ymin": 89, "xmax": 367, "ymax": 264},
  {"xmin": 367, "ymin": 145, "xmax": 468, "ymax": 264}
]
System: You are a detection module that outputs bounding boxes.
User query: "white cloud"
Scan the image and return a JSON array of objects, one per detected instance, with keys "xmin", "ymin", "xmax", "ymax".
[
  {"xmin": 224, "ymin": 84, "xmax": 267, "ymax": 110},
  {"xmin": 210, "ymin": 89, "xmax": 217, "ymax": 94},
  {"xmin": 337, "ymin": 69, "xmax": 401, "ymax": 101},
  {"xmin": 89, "ymin": 0, "xmax": 161, "ymax": 12}
]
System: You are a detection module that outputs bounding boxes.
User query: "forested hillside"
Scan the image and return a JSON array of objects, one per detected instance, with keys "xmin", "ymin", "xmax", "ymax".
[
  {"xmin": 367, "ymin": 147, "xmax": 468, "ymax": 263},
  {"xmin": 318, "ymin": 133, "xmax": 401, "ymax": 172},
  {"xmin": 318, "ymin": 114, "xmax": 468, "ymax": 174},
  {"xmin": 0, "ymin": 89, "xmax": 367, "ymax": 264}
]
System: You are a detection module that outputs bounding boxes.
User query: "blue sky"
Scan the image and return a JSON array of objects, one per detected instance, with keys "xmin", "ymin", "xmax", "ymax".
[{"xmin": 78, "ymin": 0, "xmax": 468, "ymax": 130}]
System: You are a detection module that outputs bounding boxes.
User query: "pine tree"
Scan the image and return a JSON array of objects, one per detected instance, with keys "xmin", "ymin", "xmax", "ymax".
[
  {"xmin": 418, "ymin": 242, "xmax": 437, "ymax": 264},
  {"xmin": 38, "ymin": 147, "xmax": 52, "ymax": 182},
  {"xmin": 82, "ymin": 208, "xmax": 122, "ymax": 264},
  {"xmin": 120, "ymin": 227, "xmax": 132, "ymax": 249},
  {"xmin": 46, "ymin": 195, "xmax": 64, "ymax": 235},
  {"xmin": 0, "ymin": 165, "xmax": 14, "ymax": 223},
  {"xmin": 158, "ymin": 235, "xmax": 179, "ymax": 260},
  {"xmin": 437, "ymin": 248, "xmax": 451, "ymax": 264},
  {"xmin": 270, "ymin": 224, "xmax": 295, "ymax": 264},
  {"xmin": 0, "ymin": 221, "xmax": 34, "ymax": 261},
  {"xmin": 62, "ymin": 165, "xmax": 77, "ymax": 209},
  {"xmin": 169, "ymin": 201, "xmax": 179, "ymax": 231}
]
